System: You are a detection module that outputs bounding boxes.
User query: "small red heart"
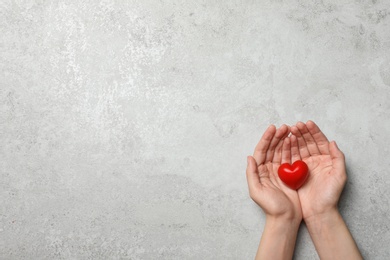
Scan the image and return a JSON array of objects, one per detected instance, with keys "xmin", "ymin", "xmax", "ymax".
[{"xmin": 278, "ymin": 160, "xmax": 309, "ymax": 190}]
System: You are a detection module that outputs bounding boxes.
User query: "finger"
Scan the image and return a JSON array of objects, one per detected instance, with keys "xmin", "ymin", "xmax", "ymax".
[
  {"xmin": 246, "ymin": 156, "xmax": 262, "ymax": 196},
  {"xmin": 290, "ymin": 134, "xmax": 301, "ymax": 162},
  {"xmin": 291, "ymin": 123, "xmax": 310, "ymax": 159},
  {"xmin": 283, "ymin": 125, "xmax": 291, "ymax": 139},
  {"xmin": 273, "ymin": 138, "xmax": 283, "ymax": 164},
  {"xmin": 253, "ymin": 125, "xmax": 276, "ymax": 165},
  {"xmin": 281, "ymin": 137, "xmax": 291, "ymax": 164},
  {"xmin": 296, "ymin": 121, "xmax": 321, "ymax": 156},
  {"xmin": 306, "ymin": 120, "xmax": 330, "ymax": 155},
  {"xmin": 273, "ymin": 126, "xmax": 290, "ymax": 164},
  {"xmin": 329, "ymin": 141, "xmax": 347, "ymax": 180},
  {"xmin": 265, "ymin": 124, "xmax": 290, "ymax": 163}
]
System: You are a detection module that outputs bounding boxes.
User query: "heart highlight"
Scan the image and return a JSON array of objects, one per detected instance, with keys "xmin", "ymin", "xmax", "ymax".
[{"xmin": 278, "ymin": 160, "xmax": 309, "ymax": 190}]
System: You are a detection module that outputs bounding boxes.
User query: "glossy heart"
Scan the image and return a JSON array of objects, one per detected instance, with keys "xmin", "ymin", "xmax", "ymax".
[{"xmin": 278, "ymin": 160, "xmax": 309, "ymax": 190}]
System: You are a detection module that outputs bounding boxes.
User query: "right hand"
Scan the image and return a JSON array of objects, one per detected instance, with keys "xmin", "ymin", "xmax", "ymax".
[{"xmin": 290, "ymin": 120, "xmax": 347, "ymax": 221}]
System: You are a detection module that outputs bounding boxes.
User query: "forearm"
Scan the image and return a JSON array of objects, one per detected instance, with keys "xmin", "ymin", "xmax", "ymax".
[
  {"xmin": 305, "ymin": 209, "xmax": 362, "ymax": 260},
  {"xmin": 256, "ymin": 217, "xmax": 300, "ymax": 260}
]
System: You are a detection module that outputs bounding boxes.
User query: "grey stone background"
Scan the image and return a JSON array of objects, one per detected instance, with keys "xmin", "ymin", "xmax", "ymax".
[{"xmin": 1, "ymin": 0, "xmax": 389, "ymax": 259}]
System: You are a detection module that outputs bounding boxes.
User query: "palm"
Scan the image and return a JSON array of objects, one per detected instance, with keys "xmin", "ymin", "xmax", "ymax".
[
  {"xmin": 298, "ymin": 155, "xmax": 338, "ymax": 217},
  {"xmin": 290, "ymin": 121, "xmax": 347, "ymax": 219},
  {"xmin": 246, "ymin": 125, "xmax": 302, "ymax": 221},
  {"xmin": 257, "ymin": 162, "xmax": 300, "ymax": 217}
]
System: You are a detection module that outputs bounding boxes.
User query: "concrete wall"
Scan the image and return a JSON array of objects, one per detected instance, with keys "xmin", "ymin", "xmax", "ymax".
[{"xmin": 1, "ymin": 1, "xmax": 389, "ymax": 259}]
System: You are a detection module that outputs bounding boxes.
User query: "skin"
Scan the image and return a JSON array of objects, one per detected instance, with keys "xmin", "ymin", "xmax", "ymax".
[
  {"xmin": 246, "ymin": 124, "xmax": 301, "ymax": 260},
  {"xmin": 290, "ymin": 120, "xmax": 363, "ymax": 260},
  {"xmin": 246, "ymin": 121, "xmax": 362, "ymax": 260}
]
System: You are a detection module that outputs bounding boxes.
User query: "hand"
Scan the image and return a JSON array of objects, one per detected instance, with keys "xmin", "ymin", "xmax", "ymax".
[
  {"xmin": 290, "ymin": 120, "xmax": 362, "ymax": 259},
  {"xmin": 246, "ymin": 124, "xmax": 302, "ymax": 222},
  {"xmin": 290, "ymin": 120, "xmax": 347, "ymax": 220},
  {"xmin": 247, "ymin": 124, "xmax": 303, "ymax": 260}
]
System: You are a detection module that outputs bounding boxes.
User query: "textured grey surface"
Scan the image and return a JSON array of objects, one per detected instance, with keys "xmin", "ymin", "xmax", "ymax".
[{"xmin": 1, "ymin": 0, "xmax": 390, "ymax": 259}]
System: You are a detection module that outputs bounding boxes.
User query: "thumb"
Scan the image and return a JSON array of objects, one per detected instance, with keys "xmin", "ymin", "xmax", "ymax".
[
  {"xmin": 329, "ymin": 141, "xmax": 346, "ymax": 176},
  {"xmin": 246, "ymin": 156, "xmax": 262, "ymax": 196}
]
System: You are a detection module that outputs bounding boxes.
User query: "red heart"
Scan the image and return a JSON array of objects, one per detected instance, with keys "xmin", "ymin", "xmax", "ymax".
[{"xmin": 278, "ymin": 160, "xmax": 309, "ymax": 190}]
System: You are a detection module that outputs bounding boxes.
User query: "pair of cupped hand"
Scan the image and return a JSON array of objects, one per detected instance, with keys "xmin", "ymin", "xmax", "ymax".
[{"xmin": 246, "ymin": 120, "xmax": 347, "ymax": 223}]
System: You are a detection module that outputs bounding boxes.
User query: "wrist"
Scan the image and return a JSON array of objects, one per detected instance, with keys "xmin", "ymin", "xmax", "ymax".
[
  {"xmin": 257, "ymin": 214, "xmax": 301, "ymax": 260},
  {"xmin": 303, "ymin": 206, "xmax": 338, "ymax": 223},
  {"xmin": 302, "ymin": 208, "xmax": 363, "ymax": 259},
  {"xmin": 266, "ymin": 214, "xmax": 302, "ymax": 230},
  {"xmin": 304, "ymin": 207, "xmax": 341, "ymax": 233}
]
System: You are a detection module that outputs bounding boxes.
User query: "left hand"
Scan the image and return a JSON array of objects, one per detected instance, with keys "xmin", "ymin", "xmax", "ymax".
[{"xmin": 246, "ymin": 124, "xmax": 302, "ymax": 222}]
